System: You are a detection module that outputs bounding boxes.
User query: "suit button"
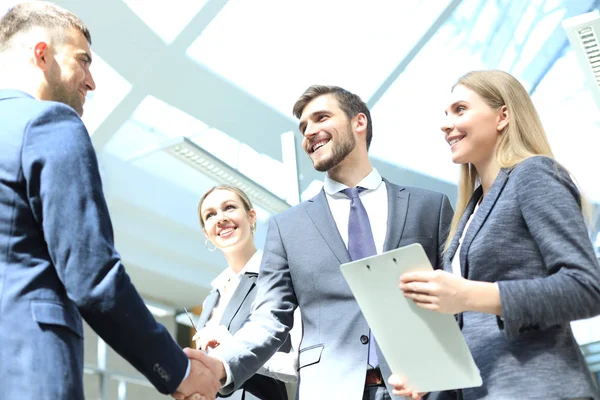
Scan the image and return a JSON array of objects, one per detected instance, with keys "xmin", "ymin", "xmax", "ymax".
[
  {"xmin": 360, "ymin": 335, "xmax": 369, "ymax": 344},
  {"xmin": 519, "ymin": 325, "xmax": 531, "ymax": 333}
]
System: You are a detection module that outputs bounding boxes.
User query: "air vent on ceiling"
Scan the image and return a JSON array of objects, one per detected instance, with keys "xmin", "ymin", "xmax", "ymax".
[{"xmin": 563, "ymin": 10, "xmax": 600, "ymax": 111}]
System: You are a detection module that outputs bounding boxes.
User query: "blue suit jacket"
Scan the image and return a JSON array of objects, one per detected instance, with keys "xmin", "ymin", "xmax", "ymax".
[{"xmin": 0, "ymin": 90, "xmax": 188, "ymax": 399}]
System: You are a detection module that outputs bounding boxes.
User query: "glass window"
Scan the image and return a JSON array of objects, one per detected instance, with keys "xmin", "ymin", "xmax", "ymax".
[
  {"xmin": 186, "ymin": 0, "xmax": 453, "ymax": 115},
  {"xmin": 122, "ymin": 0, "xmax": 210, "ymax": 44},
  {"xmin": 82, "ymin": 53, "xmax": 132, "ymax": 135}
]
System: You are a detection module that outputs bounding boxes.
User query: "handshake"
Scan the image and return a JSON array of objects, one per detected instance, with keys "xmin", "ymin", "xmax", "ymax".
[
  {"xmin": 171, "ymin": 325, "xmax": 232, "ymax": 400},
  {"xmin": 171, "ymin": 347, "xmax": 225, "ymax": 400},
  {"xmin": 173, "ymin": 325, "xmax": 231, "ymax": 400}
]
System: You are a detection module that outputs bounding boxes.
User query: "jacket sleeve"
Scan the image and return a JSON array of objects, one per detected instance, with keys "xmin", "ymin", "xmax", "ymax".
[
  {"xmin": 212, "ymin": 215, "xmax": 296, "ymax": 393},
  {"xmin": 496, "ymin": 156, "xmax": 600, "ymax": 337},
  {"xmin": 21, "ymin": 102, "xmax": 188, "ymax": 394}
]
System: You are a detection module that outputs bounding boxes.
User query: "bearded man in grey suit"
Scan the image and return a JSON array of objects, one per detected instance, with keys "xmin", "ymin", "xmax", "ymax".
[{"xmin": 185, "ymin": 85, "xmax": 453, "ymax": 400}]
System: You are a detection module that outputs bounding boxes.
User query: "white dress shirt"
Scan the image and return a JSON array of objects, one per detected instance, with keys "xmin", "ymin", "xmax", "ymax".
[
  {"xmin": 451, "ymin": 203, "xmax": 480, "ymax": 276},
  {"xmin": 323, "ymin": 168, "xmax": 388, "ymax": 255}
]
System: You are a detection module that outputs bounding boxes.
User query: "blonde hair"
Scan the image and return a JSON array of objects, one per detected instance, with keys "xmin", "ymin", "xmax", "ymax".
[
  {"xmin": 197, "ymin": 185, "xmax": 254, "ymax": 230},
  {"xmin": 445, "ymin": 70, "xmax": 555, "ymax": 252}
]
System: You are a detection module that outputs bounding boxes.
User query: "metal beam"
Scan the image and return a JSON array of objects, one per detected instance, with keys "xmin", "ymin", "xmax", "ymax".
[
  {"xmin": 525, "ymin": 0, "xmax": 597, "ymax": 94},
  {"xmin": 367, "ymin": 0, "xmax": 463, "ymax": 108},
  {"xmin": 54, "ymin": 0, "xmax": 295, "ymax": 159}
]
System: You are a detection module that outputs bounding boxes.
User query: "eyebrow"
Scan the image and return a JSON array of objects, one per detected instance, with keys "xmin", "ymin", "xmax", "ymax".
[{"xmin": 298, "ymin": 110, "xmax": 330, "ymax": 133}]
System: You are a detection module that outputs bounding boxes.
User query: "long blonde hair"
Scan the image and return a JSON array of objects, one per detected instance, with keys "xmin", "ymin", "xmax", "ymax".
[{"xmin": 444, "ymin": 70, "xmax": 555, "ymax": 252}]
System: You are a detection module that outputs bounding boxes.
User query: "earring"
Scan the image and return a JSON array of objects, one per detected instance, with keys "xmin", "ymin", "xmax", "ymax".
[
  {"xmin": 204, "ymin": 238, "xmax": 217, "ymax": 252},
  {"xmin": 251, "ymin": 223, "xmax": 256, "ymax": 233}
]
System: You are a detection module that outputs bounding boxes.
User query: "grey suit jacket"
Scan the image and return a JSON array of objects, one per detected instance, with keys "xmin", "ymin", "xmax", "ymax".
[
  {"xmin": 214, "ymin": 179, "xmax": 453, "ymax": 400},
  {"xmin": 445, "ymin": 156, "xmax": 600, "ymax": 400}
]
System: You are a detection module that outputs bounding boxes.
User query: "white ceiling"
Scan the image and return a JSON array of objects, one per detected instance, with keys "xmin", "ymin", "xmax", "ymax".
[{"xmin": 43, "ymin": 0, "xmax": 600, "ymax": 309}]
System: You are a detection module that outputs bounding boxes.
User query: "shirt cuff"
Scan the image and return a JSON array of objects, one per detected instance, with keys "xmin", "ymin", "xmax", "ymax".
[
  {"xmin": 211, "ymin": 353, "xmax": 234, "ymax": 388},
  {"xmin": 181, "ymin": 359, "xmax": 191, "ymax": 384}
]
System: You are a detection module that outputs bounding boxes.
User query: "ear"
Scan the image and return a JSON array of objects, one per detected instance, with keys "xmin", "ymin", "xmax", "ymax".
[
  {"xmin": 248, "ymin": 208, "xmax": 257, "ymax": 226},
  {"xmin": 353, "ymin": 112, "xmax": 368, "ymax": 136},
  {"xmin": 32, "ymin": 41, "xmax": 51, "ymax": 71},
  {"xmin": 497, "ymin": 105, "xmax": 509, "ymax": 132}
]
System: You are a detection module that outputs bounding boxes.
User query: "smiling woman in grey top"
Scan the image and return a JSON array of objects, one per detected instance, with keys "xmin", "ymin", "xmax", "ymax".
[{"xmin": 394, "ymin": 70, "xmax": 600, "ymax": 400}]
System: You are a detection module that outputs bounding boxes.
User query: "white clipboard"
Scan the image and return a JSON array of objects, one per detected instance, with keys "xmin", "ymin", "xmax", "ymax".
[{"xmin": 340, "ymin": 243, "xmax": 482, "ymax": 393}]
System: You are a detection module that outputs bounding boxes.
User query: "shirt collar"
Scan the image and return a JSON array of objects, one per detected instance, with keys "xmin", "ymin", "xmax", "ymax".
[
  {"xmin": 323, "ymin": 168, "xmax": 383, "ymax": 196},
  {"xmin": 210, "ymin": 249, "xmax": 263, "ymax": 290}
]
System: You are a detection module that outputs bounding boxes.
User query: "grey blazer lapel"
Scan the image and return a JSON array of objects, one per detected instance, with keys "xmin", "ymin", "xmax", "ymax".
[
  {"xmin": 219, "ymin": 273, "xmax": 257, "ymax": 329},
  {"xmin": 305, "ymin": 190, "xmax": 351, "ymax": 264},
  {"xmin": 197, "ymin": 290, "xmax": 219, "ymax": 328},
  {"xmin": 382, "ymin": 179, "xmax": 408, "ymax": 252},
  {"xmin": 459, "ymin": 169, "xmax": 511, "ymax": 277}
]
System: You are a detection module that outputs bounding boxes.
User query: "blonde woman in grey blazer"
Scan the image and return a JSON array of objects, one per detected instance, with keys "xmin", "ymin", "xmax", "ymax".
[{"xmin": 395, "ymin": 70, "xmax": 600, "ymax": 400}]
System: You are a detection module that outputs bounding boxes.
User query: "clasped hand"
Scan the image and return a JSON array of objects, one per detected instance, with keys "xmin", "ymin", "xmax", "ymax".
[
  {"xmin": 171, "ymin": 348, "xmax": 225, "ymax": 400},
  {"xmin": 171, "ymin": 326, "xmax": 232, "ymax": 400}
]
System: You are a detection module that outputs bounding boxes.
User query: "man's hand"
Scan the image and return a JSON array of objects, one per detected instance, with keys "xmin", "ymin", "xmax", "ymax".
[
  {"xmin": 171, "ymin": 350, "xmax": 222, "ymax": 400},
  {"xmin": 184, "ymin": 348, "xmax": 227, "ymax": 382},
  {"xmin": 192, "ymin": 325, "xmax": 232, "ymax": 351},
  {"xmin": 388, "ymin": 375, "xmax": 427, "ymax": 399}
]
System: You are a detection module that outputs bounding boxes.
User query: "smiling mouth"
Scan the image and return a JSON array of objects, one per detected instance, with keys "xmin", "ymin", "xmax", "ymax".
[
  {"xmin": 448, "ymin": 135, "xmax": 465, "ymax": 146},
  {"xmin": 218, "ymin": 227, "xmax": 236, "ymax": 237},
  {"xmin": 311, "ymin": 139, "xmax": 330, "ymax": 153}
]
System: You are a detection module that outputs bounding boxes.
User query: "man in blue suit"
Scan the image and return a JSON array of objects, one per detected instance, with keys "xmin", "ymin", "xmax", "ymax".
[{"xmin": 0, "ymin": 2, "xmax": 219, "ymax": 399}]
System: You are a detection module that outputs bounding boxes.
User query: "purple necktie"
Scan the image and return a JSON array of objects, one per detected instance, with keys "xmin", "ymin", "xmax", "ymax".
[{"xmin": 341, "ymin": 187, "xmax": 379, "ymax": 368}]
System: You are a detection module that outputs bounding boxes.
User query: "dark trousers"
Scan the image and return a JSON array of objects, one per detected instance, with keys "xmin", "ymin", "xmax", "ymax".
[{"xmin": 363, "ymin": 385, "xmax": 392, "ymax": 400}]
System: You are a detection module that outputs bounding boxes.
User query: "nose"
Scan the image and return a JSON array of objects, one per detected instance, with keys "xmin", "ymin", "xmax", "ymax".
[
  {"xmin": 304, "ymin": 121, "xmax": 318, "ymax": 138},
  {"xmin": 85, "ymin": 69, "xmax": 96, "ymax": 91},
  {"xmin": 216, "ymin": 212, "xmax": 229, "ymax": 224},
  {"xmin": 440, "ymin": 118, "xmax": 454, "ymax": 136}
]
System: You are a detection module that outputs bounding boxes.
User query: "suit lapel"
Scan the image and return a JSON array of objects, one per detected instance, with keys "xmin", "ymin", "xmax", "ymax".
[
  {"xmin": 305, "ymin": 190, "xmax": 351, "ymax": 264},
  {"xmin": 196, "ymin": 290, "xmax": 219, "ymax": 328},
  {"xmin": 382, "ymin": 179, "xmax": 408, "ymax": 252},
  {"xmin": 219, "ymin": 273, "xmax": 257, "ymax": 329},
  {"xmin": 459, "ymin": 169, "xmax": 511, "ymax": 277}
]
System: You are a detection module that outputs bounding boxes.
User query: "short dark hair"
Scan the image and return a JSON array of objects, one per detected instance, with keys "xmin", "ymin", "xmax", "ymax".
[
  {"xmin": 293, "ymin": 85, "xmax": 373, "ymax": 150},
  {"xmin": 0, "ymin": 1, "xmax": 91, "ymax": 52}
]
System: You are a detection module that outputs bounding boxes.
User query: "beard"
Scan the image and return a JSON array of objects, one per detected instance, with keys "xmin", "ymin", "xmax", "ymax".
[
  {"xmin": 47, "ymin": 70, "xmax": 84, "ymax": 116},
  {"xmin": 312, "ymin": 123, "xmax": 356, "ymax": 172}
]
